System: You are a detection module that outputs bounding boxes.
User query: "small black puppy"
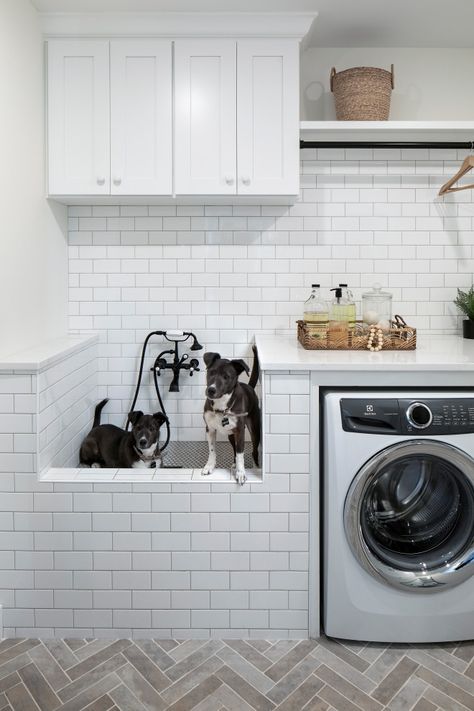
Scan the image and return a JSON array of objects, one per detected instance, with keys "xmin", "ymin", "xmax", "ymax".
[
  {"xmin": 202, "ymin": 345, "xmax": 260, "ymax": 485},
  {"xmin": 79, "ymin": 399, "xmax": 167, "ymax": 469}
]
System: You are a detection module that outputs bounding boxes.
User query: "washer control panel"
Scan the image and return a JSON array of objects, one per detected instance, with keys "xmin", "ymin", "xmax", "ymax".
[{"xmin": 341, "ymin": 397, "xmax": 474, "ymax": 435}]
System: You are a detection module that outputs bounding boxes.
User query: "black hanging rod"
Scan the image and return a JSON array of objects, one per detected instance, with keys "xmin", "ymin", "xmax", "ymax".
[{"xmin": 300, "ymin": 140, "xmax": 472, "ymax": 150}]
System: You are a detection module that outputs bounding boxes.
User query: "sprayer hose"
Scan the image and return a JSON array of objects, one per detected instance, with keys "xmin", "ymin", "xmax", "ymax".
[{"xmin": 126, "ymin": 331, "xmax": 171, "ymax": 453}]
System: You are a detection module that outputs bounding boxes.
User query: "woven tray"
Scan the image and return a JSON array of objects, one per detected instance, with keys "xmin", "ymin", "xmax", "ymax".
[{"xmin": 297, "ymin": 320, "xmax": 416, "ymax": 351}]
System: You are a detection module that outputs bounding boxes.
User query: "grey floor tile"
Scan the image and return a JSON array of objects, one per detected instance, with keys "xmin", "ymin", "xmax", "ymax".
[
  {"xmin": 160, "ymin": 655, "xmax": 224, "ymax": 706},
  {"xmin": 274, "ymin": 674, "xmax": 323, "ymax": 711},
  {"xmin": 17, "ymin": 662, "xmax": 61, "ymax": 711},
  {"xmin": 166, "ymin": 675, "xmax": 222, "ymax": 711},
  {"xmin": 314, "ymin": 663, "xmax": 383, "ymax": 711},
  {"xmin": 28, "ymin": 645, "xmax": 70, "ymax": 691},
  {"xmin": 216, "ymin": 645, "xmax": 274, "ymax": 694},
  {"xmin": 265, "ymin": 640, "xmax": 317, "ymax": 682},
  {"xmin": 0, "ymin": 636, "xmax": 471, "ymax": 711},
  {"xmin": 267, "ymin": 654, "xmax": 321, "ymax": 704},
  {"xmin": 372, "ymin": 657, "xmax": 420, "ymax": 706}
]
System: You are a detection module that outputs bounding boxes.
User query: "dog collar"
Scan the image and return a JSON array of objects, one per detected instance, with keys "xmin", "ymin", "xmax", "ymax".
[{"xmin": 212, "ymin": 392, "xmax": 237, "ymax": 415}]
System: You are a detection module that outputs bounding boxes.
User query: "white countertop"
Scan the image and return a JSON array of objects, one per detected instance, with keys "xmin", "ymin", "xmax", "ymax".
[
  {"xmin": 0, "ymin": 333, "xmax": 98, "ymax": 373},
  {"xmin": 255, "ymin": 334, "xmax": 474, "ymax": 371}
]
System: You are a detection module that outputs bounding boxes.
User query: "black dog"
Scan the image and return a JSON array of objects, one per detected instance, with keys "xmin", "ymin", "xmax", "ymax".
[
  {"xmin": 79, "ymin": 399, "xmax": 167, "ymax": 469},
  {"xmin": 202, "ymin": 345, "xmax": 260, "ymax": 485}
]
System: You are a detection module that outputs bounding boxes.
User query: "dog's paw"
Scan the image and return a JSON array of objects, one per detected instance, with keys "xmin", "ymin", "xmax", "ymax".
[
  {"xmin": 91, "ymin": 462, "xmax": 101, "ymax": 468},
  {"xmin": 235, "ymin": 469, "xmax": 247, "ymax": 486},
  {"xmin": 202, "ymin": 462, "xmax": 215, "ymax": 476}
]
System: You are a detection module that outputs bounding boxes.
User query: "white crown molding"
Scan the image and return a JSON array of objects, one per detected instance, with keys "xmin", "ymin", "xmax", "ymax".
[{"xmin": 40, "ymin": 11, "xmax": 317, "ymax": 39}]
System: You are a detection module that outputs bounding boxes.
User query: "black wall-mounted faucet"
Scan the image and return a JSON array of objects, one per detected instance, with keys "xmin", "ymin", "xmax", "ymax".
[{"xmin": 151, "ymin": 331, "xmax": 202, "ymax": 392}]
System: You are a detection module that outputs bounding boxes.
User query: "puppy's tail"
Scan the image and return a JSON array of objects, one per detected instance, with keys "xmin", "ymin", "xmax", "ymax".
[
  {"xmin": 248, "ymin": 345, "xmax": 259, "ymax": 389},
  {"xmin": 92, "ymin": 398, "xmax": 109, "ymax": 428}
]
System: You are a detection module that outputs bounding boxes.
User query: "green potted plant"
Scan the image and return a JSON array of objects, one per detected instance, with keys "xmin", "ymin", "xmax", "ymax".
[{"xmin": 454, "ymin": 286, "xmax": 474, "ymax": 339}]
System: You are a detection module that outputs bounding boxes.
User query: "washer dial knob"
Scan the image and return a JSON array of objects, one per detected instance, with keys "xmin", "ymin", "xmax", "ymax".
[{"xmin": 406, "ymin": 402, "xmax": 433, "ymax": 429}]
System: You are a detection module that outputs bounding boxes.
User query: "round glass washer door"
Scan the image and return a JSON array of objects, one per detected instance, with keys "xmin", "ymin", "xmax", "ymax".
[{"xmin": 344, "ymin": 440, "xmax": 474, "ymax": 591}]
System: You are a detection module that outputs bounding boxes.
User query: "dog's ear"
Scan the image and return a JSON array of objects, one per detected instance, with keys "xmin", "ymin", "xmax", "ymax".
[
  {"xmin": 203, "ymin": 352, "xmax": 220, "ymax": 369},
  {"xmin": 230, "ymin": 359, "xmax": 250, "ymax": 376},
  {"xmin": 153, "ymin": 412, "xmax": 168, "ymax": 427},
  {"xmin": 128, "ymin": 410, "xmax": 143, "ymax": 426}
]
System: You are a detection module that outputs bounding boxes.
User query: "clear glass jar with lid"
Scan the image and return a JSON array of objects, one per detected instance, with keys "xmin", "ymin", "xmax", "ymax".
[{"xmin": 362, "ymin": 284, "xmax": 392, "ymax": 330}]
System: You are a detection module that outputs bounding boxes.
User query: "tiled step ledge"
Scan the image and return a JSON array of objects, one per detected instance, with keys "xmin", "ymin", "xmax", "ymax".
[
  {"xmin": 42, "ymin": 467, "xmax": 262, "ymax": 483},
  {"xmin": 0, "ymin": 333, "xmax": 98, "ymax": 373}
]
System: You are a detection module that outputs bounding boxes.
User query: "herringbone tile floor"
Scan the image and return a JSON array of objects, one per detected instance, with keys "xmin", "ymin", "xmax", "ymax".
[{"xmin": 0, "ymin": 636, "xmax": 472, "ymax": 711}]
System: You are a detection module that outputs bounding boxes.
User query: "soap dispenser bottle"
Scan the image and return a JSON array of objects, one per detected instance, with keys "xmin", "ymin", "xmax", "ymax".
[
  {"xmin": 338, "ymin": 283, "xmax": 356, "ymax": 329},
  {"xmin": 303, "ymin": 284, "xmax": 328, "ymax": 341},
  {"xmin": 328, "ymin": 287, "xmax": 349, "ymax": 346}
]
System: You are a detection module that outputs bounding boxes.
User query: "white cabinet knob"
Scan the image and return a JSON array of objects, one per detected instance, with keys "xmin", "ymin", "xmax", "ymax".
[
  {"xmin": 113, "ymin": 176, "xmax": 122, "ymax": 186},
  {"xmin": 96, "ymin": 176, "xmax": 106, "ymax": 186},
  {"xmin": 224, "ymin": 175, "xmax": 234, "ymax": 185},
  {"xmin": 241, "ymin": 176, "xmax": 251, "ymax": 186}
]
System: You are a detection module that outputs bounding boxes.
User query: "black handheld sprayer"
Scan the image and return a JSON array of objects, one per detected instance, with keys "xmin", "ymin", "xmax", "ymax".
[{"xmin": 127, "ymin": 330, "xmax": 203, "ymax": 453}]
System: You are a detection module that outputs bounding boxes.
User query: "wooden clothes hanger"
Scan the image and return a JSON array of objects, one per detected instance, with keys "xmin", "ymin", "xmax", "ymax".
[{"xmin": 439, "ymin": 146, "xmax": 474, "ymax": 196}]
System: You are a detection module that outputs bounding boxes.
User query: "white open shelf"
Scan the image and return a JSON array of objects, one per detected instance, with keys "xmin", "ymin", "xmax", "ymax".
[{"xmin": 300, "ymin": 121, "xmax": 474, "ymax": 143}]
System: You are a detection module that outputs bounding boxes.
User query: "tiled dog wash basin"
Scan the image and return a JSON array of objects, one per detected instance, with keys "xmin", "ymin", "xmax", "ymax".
[{"xmin": 43, "ymin": 441, "xmax": 262, "ymax": 483}]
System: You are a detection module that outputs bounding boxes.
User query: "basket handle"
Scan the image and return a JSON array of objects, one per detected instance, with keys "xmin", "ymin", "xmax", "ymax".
[
  {"xmin": 330, "ymin": 67, "xmax": 336, "ymax": 92},
  {"xmin": 390, "ymin": 63, "xmax": 395, "ymax": 89}
]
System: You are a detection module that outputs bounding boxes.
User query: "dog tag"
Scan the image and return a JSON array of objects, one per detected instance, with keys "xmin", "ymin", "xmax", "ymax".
[{"xmin": 221, "ymin": 416, "xmax": 230, "ymax": 427}]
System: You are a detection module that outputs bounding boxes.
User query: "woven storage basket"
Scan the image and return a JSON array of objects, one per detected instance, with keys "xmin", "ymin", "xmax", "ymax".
[
  {"xmin": 330, "ymin": 65, "xmax": 394, "ymax": 121},
  {"xmin": 297, "ymin": 320, "xmax": 416, "ymax": 351}
]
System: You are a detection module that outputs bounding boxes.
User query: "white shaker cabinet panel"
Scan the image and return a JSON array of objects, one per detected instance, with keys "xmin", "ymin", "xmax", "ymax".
[
  {"xmin": 110, "ymin": 41, "xmax": 172, "ymax": 195},
  {"xmin": 237, "ymin": 40, "xmax": 299, "ymax": 195},
  {"xmin": 174, "ymin": 40, "xmax": 237, "ymax": 195},
  {"xmin": 48, "ymin": 41, "xmax": 110, "ymax": 195}
]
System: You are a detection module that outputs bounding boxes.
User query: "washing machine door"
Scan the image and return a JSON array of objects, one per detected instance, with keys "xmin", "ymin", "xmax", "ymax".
[{"xmin": 344, "ymin": 439, "xmax": 474, "ymax": 591}]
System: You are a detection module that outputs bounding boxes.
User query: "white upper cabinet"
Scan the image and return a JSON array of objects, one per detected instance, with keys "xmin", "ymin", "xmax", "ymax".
[
  {"xmin": 174, "ymin": 40, "xmax": 237, "ymax": 195},
  {"xmin": 237, "ymin": 40, "xmax": 299, "ymax": 195},
  {"xmin": 48, "ymin": 41, "xmax": 110, "ymax": 195},
  {"xmin": 174, "ymin": 39, "xmax": 299, "ymax": 196},
  {"xmin": 110, "ymin": 40, "xmax": 172, "ymax": 195},
  {"xmin": 47, "ymin": 35, "xmax": 301, "ymax": 197}
]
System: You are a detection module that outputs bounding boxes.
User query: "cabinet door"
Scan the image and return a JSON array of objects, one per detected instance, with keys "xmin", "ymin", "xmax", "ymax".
[
  {"xmin": 237, "ymin": 40, "xmax": 299, "ymax": 195},
  {"xmin": 174, "ymin": 40, "xmax": 236, "ymax": 195},
  {"xmin": 110, "ymin": 41, "xmax": 172, "ymax": 195},
  {"xmin": 48, "ymin": 40, "xmax": 109, "ymax": 195}
]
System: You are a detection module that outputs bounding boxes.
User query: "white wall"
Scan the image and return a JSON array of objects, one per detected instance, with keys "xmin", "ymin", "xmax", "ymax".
[
  {"xmin": 68, "ymin": 152, "xmax": 473, "ymax": 434},
  {"xmin": 301, "ymin": 48, "xmax": 474, "ymax": 120},
  {"xmin": 0, "ymin": 0, "xmax": 68, "ymax": 359}
]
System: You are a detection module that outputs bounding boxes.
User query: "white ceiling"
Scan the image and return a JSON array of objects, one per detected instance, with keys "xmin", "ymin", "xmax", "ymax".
[{"xmin": 30, "ymin": 0, "xmax": 474, "ymax": 48}]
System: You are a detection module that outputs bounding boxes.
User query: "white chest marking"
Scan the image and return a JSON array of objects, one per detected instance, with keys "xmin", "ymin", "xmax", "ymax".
[
  {"xmin": 132, "ymin": 458, "xmax": 152, "ymax": 469},
  {"xmin": 210, "ymin": 393, "xmax": 232, "ymax": 410},
  {"xmin": 132, "ymin": 443, "xmax": 159, "ymax": 468},
  {"xmin": 205, "ymin": 409, "xmax": 238, "ymax": 434}
]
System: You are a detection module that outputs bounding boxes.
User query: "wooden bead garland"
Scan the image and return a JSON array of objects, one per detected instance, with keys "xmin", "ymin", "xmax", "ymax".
[{"xmin": 367, "ymin": 325, "xmax": 384, "ymax": 352}]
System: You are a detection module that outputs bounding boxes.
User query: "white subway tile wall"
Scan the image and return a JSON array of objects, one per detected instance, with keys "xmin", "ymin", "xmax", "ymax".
[
  {"xmin": 0, "ymin": 363, "xmax": 310, "ymax": 636},
  {"xmin": 38, "ymin": 341, "xmax": 98, "ymax": 470},
  {"xmin": 69, "ymin": 152, "xmax": 472, "ymax": 430},
  {"xmin": 0, "ymin": 153, "xmax": 471, "ymax": 636}
]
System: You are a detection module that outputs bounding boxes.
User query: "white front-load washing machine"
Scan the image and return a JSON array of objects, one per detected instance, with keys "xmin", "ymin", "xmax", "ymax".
[{"xmin": 324, "ymin": 390, "xmax": 474, "ymax": 643}]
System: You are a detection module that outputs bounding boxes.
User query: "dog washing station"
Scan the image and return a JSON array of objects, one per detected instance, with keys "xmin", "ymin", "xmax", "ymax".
[
  {"xmin": 2, "ymin": 332, "xmax": 263, "ymax": 485},
  {"xmin": 0, "ymin": 332, "xmax": 311, "ymax": 638}
]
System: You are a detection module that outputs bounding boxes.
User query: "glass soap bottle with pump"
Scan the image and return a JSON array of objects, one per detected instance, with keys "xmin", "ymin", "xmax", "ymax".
[
  {"xmin": 328, "ymin": 287, "xmax": 351, "ymax": 346},
  {"xmin": 303, "ymin": 284, "xmax": 329, "ymax": 342},
  {"xmin": 338, "ymin": 283, "xmax": 356, "ymax": 329}
]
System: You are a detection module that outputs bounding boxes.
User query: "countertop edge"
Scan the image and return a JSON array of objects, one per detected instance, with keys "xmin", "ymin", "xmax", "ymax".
[
  {"xmin": 0, "ymin": 333, "xmax": 99, "ymax": 374},
  {"xmin": 255, "ymin": 334, "xmax": 474, "ymax": 373}
]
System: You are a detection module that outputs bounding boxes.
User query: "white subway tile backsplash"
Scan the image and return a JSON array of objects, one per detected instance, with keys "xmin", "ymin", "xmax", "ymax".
[{"xmin": 1, "ymin": 154, "xmax": 469, "ymax": 638}]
